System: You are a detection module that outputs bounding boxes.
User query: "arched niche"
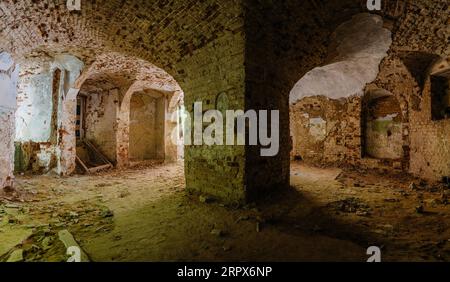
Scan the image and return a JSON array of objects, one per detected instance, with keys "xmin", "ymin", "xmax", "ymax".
[
  {"xmin": 362, "ymin": 89, "xmax": 404, "ymax": 160},
  {"xmin": 129, "ymin": 89, "xmax": 166, "ymax": 163},
  {"xmin": 430, "ymin": 57, "xmax": 450, "ymax": 121}
]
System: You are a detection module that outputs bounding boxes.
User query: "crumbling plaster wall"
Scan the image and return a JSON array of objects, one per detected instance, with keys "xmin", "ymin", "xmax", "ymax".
[
  {"xmin": 289, "ymin": 13, "xmax": 392, "ymax": 104},
  {"xmin": 0, "ymin": 52, "xmax": 18, "ymax": 189},
  {"xmin": 9, "ymin": 0, "xmax": 444, "ymax": 202},
  {"xmin": 290, "ymin": 96, "xmax": 362, "ymax": 166},
  {"xmin": 288, "ymin": 12, "xmax": 394, "ymax": 168},
  {"xmin": 83, "ymin": 89, "xmax": 119, "ymax": 163},
  {"xmin": 129, "ymin": 93, "xmax": 157, "ymax": 160},
  {"xmin": 381, "ymin": 0, "xmax": 449, "ymax": 180},
  {"xmin": 364, "ymin": 95, "xmax": 403, "ymax": 160},
  {"xmin": 129, "ymin": 92, "xmax": 165, "ymax": 161},
  {"xmin": 0, "ymin": 0, "xmax": 267, "ymax": 204},
  {"xmin": 243, "ymin": 0, "xmax": 386, "ymax": 200},
  {"xmin": 289, "ymin": 57, "xmax": 415, "ymax": 172},
  {"xmin": 116, "ymin": 78, "xmax": 181, "ymax": 168},
  {"xmin": 60, "ymin": 52, "xmax": 183, "ymax": 174},
  {"xmin": 287, "ymin": 1, "xmax": 449, "ymax": 180},
  {"xmin": 14, "ymin": 54, "xmax": 83, "ymax": 174},
  {"xmin": 409, "ymin": 61, "xmax": 450, "ymax": 181}
]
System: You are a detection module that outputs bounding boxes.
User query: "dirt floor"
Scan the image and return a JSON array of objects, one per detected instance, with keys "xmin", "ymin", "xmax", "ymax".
[{"xmin": 1, "ymin": 161, "xmax": 450, "ymax": 262}]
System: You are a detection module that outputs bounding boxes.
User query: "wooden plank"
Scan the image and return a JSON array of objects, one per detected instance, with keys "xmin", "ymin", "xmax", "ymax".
[
  {"xmin": 84, "ymin": 141, "xmax": 109, "ymax": 165},
  {"xmin": 75, "ymin": 155, "xmax": 90, "ymax": 174},
  {"xmin": 84, "ymin": 140, "xmax": 112, "ymax": 166},
  {"xmin": 88, "ymin": 164, "xmax": 112, "ymax": 174}
]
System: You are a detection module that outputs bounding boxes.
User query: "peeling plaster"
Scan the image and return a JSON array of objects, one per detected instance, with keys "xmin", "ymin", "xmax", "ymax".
[
  {"xmin": 0, "ymin": 52, "xmax": 17, "ymax": 189},
  {"xmin": 289, "ymin": 13, "xmax": 392, "ymax": 104},
  {"xmin": 309, "ymin": 117, "xmax": 327, "ymax": 142},
  {"xmin": 14, "ymin": 54, "xmax": 84, "ymax": 175}
]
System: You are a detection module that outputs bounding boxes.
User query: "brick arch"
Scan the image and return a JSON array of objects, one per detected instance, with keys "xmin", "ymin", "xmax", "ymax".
[
  {"xmin": 58, "ymin": 52, "xmax": 183, "ymax": 174},
  {"xmin": 2, "ymin": 0, "xmax": 449, "ymax": 200},
  {"xmin": 1, "ymin": 1, "xmax": 250, "ymax": 203},
  {"xmin": 361, "ymin": 88, "xmax": 407, "ymax": 161},
  {"xmin": 0, "ymin": 0, "xmax": 240, "ymax": 82},
  {"xmin": 363, "ymin": 57, "xmax": 417, "ymax": 170},
  {"xmin": 117, "ymin": 80, "xmax": 183, "ymax": 168},
  {"xmin": 372, "ymin": 56, "xmax": 417, "ymax": 118}
]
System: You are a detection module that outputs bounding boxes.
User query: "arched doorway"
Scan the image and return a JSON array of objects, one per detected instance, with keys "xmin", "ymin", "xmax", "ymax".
[
  {"xmin": 74, "ymin": 74, "xmax": 120, "ymax": 173},
  {"xmin": 129, "ymin": 90, "xmax": 166, "ymax": 165},
  {"xmin": 289, "ymin": 13, "xmax": 393, "ymax": 167},
  {"xmin": 362, "ymin": 89, "xmax": 403, "ymax": 160},
  {"xmin": 117, "ymin": 85, "xmax": 184, "ymax": 168},
  {"xmin": 69, "ymin": 53, "xmax": 186, "ymax": 172}
]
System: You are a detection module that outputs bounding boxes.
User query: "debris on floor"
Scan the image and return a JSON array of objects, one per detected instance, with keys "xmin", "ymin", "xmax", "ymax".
[
  {"xmin": 6, "ymin": 249, "xmax": 23, "ymax": 262},
  {"xmin": 58, "ymin": 230, "xmax": 90, "ymax": 262},
  {"xmin": 326, "ymin": 197, "xmax": 371, "ymax": 215},
  {"xmin": 1, "ymin": 162, "xmax": 450, "ymax": 262}
]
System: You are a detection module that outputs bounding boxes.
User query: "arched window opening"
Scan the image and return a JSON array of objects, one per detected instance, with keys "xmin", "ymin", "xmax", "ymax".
[{"xmin": 430, "ymin": 61, "xmax": 450, "ymax": 121}]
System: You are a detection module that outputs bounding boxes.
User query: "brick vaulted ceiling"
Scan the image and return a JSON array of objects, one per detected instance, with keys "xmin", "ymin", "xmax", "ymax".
[
  {"xmin": 0, "ymin": 0, "xmax": 242, "ymax": 71},
  {"xmin": 0, "ymin": 0, "xmax": 447, "ymax": 84},
  {"xmin": 0, "ymin": 0, "xmax": 448, "ymax": 203}
]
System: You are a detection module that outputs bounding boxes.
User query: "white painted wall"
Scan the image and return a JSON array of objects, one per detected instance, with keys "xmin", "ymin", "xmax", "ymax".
[
  {"xmin": 0, "ymin": 52, "xmax": 18, "ymax": 188},
  {"xmin": 14, "ymin": 54, "xmax": 83, "ymax": 174},
  {"xmin": 16, "ymin": 55, "xmax": 83, "ymax": 142}
]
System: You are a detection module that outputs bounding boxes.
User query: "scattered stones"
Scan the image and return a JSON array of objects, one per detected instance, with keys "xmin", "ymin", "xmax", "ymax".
[
  {"xmin": 95, "ymin": 183, "xmax": 111, "ymax": 188},
  {"xmin": 199, "ymin": 195, "xmax": 213, "ymax": 204},
  {"xmin": 6, "ymin": 249, "xmax": 24, "ymax": 262},
  {"xmin": 236, "ymin": 215, "xmax": 250, "ymax": 223},
  {"xmin": 119, "ymin": 191, "xmax": 130, "ymax": 198},
  {"xmin": 373, "ymin": 224, "xmax": 395, "ymax": 236},
  {"xmin": 384, "ymin": 198, "xmax": 400, "ymax": 203},
  {"xmin": 99, "ymin": 208, "xmax": 114, "ymax": 218},
  {"xmin": 327, "ymin": 197, "xmax": 371, "ymax": 214},
  {"xmin": 210, "ymin": 229, "xmax": 224, "ymax": 237},
  {"xmin": 410, "ymin": 183, "xmax": 419, "ymax": 191},
  {"xmin": 356, "ymin": 211, "xmax": 370, "ymax": 217},
  {"xmin": 415, "ymin": 205, "xmax": 425, "ymax": 214},
  {"xmin": 41, "ymin": 236, "xmax": 53, "ymax": 251},
  {"xmin": 400, "ymin": 191, "xmax": 410, "ymax": 197},
  {"xmin": 425, "ymin": 198, "xmax": 442, "ymax": 207},
  {"xmin": 7, "ymin": 215, "xmax": 18, "ymax": 224}
]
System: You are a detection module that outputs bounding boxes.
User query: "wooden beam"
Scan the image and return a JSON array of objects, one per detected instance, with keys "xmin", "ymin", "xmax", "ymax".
[{"xmin": 75, "ymin": 155, "xmax": 90, "ymax": 174}]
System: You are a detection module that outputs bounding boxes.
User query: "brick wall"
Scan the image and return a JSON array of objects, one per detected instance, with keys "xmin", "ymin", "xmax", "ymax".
[{"xmin": 1, "ymin": 0, "xmax": 448, "ymax": 196}]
